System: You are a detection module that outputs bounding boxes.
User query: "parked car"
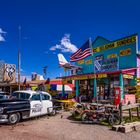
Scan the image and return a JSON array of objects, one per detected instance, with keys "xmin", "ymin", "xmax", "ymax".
[
  {"xmin": 0, "ymin": 90, "xmax": 54, "ymax": 124},
  {"xmin": 0, "ymin": 91, "xmax": 10, "ymax": 99}
]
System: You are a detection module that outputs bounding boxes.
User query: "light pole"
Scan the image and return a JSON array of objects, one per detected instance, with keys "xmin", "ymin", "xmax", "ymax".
[{"xmin": 18, "ymin": 26, "xmax": 21, "ymax": 90}]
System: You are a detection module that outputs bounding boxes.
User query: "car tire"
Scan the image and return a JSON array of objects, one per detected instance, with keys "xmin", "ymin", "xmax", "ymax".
[
  {"xmin": 8, "ymin": 113, "xmax": 20, "ymax": 124},
  {"xmin": 49, "ymin": 109, "xmax": 56, "ymax": 116}
]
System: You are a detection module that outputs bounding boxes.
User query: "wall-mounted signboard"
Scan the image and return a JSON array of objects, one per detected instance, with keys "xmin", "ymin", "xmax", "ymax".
[
  {"xmin": 3, "ymin": 64, "xmax": 16, "ymax": 83},
  {"xmin": 94, "ymin": 55, "xmax": 118, "ymax": 73},
  {"xmin": 0, "ymin": 61, "xmax": 4, "ymax": 82},
  {"xmin": 93, "ymin": 35, "xmax": 136, "ymax": 53},
  {"xmin": 120, "ymin": 48, "xmax": 131, "ymax": 56}
]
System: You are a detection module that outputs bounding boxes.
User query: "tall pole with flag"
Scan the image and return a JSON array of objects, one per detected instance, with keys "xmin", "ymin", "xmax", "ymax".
[
  {"xmin": 89, "ymin": 38, "xmax": 97, "ymax": 102},
  {"xmin": 18, "ymin": 26, "xmax": 21, "ymax": 90}
]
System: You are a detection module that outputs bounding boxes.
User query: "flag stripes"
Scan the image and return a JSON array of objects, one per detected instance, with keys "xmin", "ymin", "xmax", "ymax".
[{"xmin": 70, "ymin": 40, "xmax": 92, "ymax": 62}]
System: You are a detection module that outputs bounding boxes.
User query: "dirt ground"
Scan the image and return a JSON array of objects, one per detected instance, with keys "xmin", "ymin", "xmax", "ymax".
[{"xmin": 0, "ymin": 111, "xmax": 140, "ymax": 140}]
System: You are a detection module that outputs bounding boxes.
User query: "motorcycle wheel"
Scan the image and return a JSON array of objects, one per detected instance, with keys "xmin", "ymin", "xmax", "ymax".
[
  {"xmin": 108, "ymin": 113, "xmax": 120, "ymax": 126},
  {"xmin": 81, "ymin": 113, "xmax": 90, "ymax": 122}
]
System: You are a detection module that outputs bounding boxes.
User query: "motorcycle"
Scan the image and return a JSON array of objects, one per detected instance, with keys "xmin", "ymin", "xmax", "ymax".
[{"xmin": 81, "ymin": 105, "xmax": 120, "ymax": 126}]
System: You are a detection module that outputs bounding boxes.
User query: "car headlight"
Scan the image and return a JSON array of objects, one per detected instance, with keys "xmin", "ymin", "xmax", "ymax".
[{"xmin": 0, "ymin": 107, "xmax": 4, "ymax": 113}]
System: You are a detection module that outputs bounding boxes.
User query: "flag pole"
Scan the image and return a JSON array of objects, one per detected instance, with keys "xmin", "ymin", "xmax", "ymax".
[
  {"xmin": 18, "ymin": 26, "xmax": 21, "ymax": 90},
  {"xmin": 89, "ymin": 38, "xmax": 98, "ymax": 105}
]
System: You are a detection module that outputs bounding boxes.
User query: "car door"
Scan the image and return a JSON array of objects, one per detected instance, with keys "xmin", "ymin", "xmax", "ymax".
[
  {"xmin": 30, "ymin": 94, "xmax": 42, "ymax": 117},
  {"xmin": 41, "ymin": 94, "xmax": 53, "ymax": 115}
]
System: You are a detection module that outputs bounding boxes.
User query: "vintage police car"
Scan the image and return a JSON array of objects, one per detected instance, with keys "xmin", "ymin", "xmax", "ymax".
[{"xmin": 0, "ymin": 90, "xmax": 54, "ymax": 124}]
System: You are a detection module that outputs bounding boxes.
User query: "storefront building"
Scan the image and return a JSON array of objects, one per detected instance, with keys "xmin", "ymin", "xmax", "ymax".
[{"xmin": 62, "ymin": 34, "xmax": 139, "ymax": 104}]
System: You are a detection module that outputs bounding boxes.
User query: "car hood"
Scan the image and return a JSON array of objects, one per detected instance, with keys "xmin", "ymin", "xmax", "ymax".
[{"xmin": 0, "ymin": 99, "xmax": 29, "ymax": 105}]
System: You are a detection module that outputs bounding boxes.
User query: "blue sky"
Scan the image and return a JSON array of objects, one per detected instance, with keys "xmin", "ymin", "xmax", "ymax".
[{"xmin": 0, "ymin": 0, "xmax": 140, "ymax": 79}]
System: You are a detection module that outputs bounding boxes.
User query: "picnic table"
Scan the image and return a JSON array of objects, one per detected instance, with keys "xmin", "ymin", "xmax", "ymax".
[
  {"xmin": 90, "ymin": 102, "xmax": 116, "ymax": 109},
  {"xmin": 119, "ymin": 103, "xmax": 140, "ymax": 123}
]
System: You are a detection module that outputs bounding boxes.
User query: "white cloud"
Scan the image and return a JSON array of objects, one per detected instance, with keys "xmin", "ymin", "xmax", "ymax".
[
  {"xmin": 50, "ymin": 44, "xmax": 62, "ymax": 51},
  {"xmin": 0, "ymin": 28, "xmax": 6, "ymax": 34},
  {"xmin": 0, "ymin": 28, "xmax": 6, "ymax": 42},
  {"xmin": 49, "ymin": 34, "xmax": 78, "ymax": 53},
  {"xmin": 44, "ymin": 51, "xmax": 56, "ymax": 55},
  {"xmin": 0, "ymin": 34, "xmax": 5, "ymax": 42}
]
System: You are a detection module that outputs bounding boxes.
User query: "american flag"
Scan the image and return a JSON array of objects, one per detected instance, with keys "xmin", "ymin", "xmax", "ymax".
[{"xmin": 70, "ymin": 39, "xmax": 92, "ymax": 62}]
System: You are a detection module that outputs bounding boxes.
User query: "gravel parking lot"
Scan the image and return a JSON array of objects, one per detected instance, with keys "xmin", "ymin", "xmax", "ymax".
[{"xmin": 0, "ymin": 111, "xmax": 140, "ymax": 140}]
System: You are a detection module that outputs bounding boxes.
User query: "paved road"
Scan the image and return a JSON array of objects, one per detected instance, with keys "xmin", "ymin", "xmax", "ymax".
[{"xmin": 0, "ymin": 111, "xmax": 140, "ymax": 140}]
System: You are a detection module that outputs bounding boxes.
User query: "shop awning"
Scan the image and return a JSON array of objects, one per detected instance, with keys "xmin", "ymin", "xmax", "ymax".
[
  {"xmin": 57, "ymin": 85, "xmax": 72, "ymax": 92},
  {"xmin": 50, "ymin": 84, "xmax": 72, "ymax": 92},
  {"xmin": 61, "ymin": 67, "xmax": 137, "ymax": 82}
]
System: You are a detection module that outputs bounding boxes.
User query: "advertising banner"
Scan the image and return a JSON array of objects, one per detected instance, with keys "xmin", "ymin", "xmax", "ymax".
[
  {"xmin": 94, "ymin": 56, "xmax": 118, "ymax": 73},
  {"xmin": 0, "ymin": 61, "xmax": 4, "ymax": 82},
  {"xmin": 3, "ymin": 64, "xmax": 16, "ymax": 83}
]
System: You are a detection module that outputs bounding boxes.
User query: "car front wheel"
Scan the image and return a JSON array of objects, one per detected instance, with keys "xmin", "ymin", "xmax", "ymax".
[{"xmin": 8, "ymin": 113, "xmax": 20, "ymax": 124}]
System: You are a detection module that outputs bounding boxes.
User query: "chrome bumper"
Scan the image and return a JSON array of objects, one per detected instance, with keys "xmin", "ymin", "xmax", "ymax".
[{"xmin": 0, "ymin": 115, "xmax": 8, "ymax": 123}]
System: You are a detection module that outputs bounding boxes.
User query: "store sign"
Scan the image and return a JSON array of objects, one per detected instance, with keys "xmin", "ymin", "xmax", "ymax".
[
  {"xmin": 3, "ymin": 64, "xmax": 16, "ymax": 83},
  {"xmin": 120, "ymin": 48, "xmax": 131, "ymax": 56},
  {"xmin": 123, "ymin": 74, "xmax": 133, "ymax": 79},
  {"xmin": 0, "ymin": 61, "xmax": 4, "ymax": 82},
  {"xmin": 102, "ymin": 58, "xmax": 118, "ymax": 71},
  {"xmin": 108, "ymin": 54, "xmax": 117, "ymax": 58},
  {"xmin": 85, "ymin": 59, "xmax": 92, "ymax": 65},
  {"xmin": 77, "ymin": 60, "xmax": 84, "ymax": 65},
  {"xmin": 62, "ymin": 73, "xmax": 107, "ymax": 84},
  {"xmin": 95, "ymin": 57, "xmax": 118, "ymax": 73},
  {"xmin": 93, "ymin": 35, "xmax": 136, "ymax": 53},
  {"xmin": 62, "ymin": 74, "xmax": 96, "ymax": 83},
  {"xmin": 97, "ymin": 74, "xmax": 107, "ymax": 78}
]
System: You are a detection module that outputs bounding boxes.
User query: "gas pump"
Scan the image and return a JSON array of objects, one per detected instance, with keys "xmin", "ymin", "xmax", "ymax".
[{"xmin": 114, "ymin": 87, "xmax": 121, "ymax": 106}]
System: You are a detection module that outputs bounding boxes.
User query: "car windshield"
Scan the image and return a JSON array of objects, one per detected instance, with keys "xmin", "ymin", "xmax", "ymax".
[{"xmin": 12, "ymin": 92, "xmax": 30, "ymax": 100}]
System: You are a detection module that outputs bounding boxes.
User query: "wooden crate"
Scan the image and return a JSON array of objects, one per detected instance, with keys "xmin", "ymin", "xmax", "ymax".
[{"xmin": 112, "ymin": 121, "xmax": 140, "ymax": 133}]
